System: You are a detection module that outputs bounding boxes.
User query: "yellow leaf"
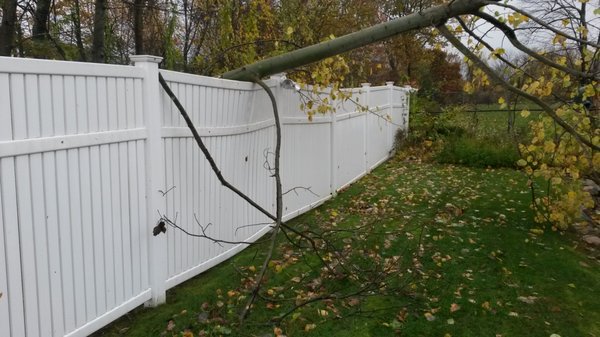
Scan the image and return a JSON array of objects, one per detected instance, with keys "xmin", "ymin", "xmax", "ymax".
[
  {"xmin": 305, "ymin": 324, "xmax": 317, "ymax": 332},
  {"xmin": 520, "ymin": 110, "xmax": 530, "ymax": 118},
  {"xmin": 498, "ymin": 97, "xmax": 507, "ymax": 109},
  {"xmin": 286, "ymin": 26, "xmax": 294, "ymax": 36},
  {"xmin": 492, "ymin": 48, "xmax": 506, "ymax": 59},
  {"xmin": 529, "ymin": 228, "xmax": 544, "ymax": 235}
]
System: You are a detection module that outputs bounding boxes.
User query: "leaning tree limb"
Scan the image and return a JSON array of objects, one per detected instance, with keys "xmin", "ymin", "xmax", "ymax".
[
  {"xmin": 473, "ymin": 11, "xmax": 596, "ymax": 80},
  {"xmin": 222, "ymin": 0, "xmax": 499, "ymax": 81},
  {"xmin": 481, "ymin": 0, "xmax": 600, "ymax": 49}
]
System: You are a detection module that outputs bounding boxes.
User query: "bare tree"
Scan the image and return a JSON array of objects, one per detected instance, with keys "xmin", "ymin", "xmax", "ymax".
[
  {"xmin": 0, "ymin": 0, "xmax": 18, "ymax": 56},
  {"xmin": 133, "ymin": 0, "xmax": 145, "ymax": 54},
  {"xmin": 92, "ymin": 0, "xmax": 107, "ymax": 62},
  {"xmin": 32, "ymin": 0, "xmax": 51, "ymax": 41}
]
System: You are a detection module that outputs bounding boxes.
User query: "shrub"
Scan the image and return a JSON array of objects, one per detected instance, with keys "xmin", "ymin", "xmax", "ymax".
[{"xmin": 435, "ymin": 135, "xmax": 520, "ymax": 168}]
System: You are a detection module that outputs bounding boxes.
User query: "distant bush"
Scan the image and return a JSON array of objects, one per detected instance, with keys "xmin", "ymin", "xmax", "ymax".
[{"xmin": 435, "ymin": 135, "xmax": 520, "ymax": 168}]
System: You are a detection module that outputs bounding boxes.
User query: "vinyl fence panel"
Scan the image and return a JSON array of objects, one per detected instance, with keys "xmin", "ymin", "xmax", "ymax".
[{"xmin": 0, "ymin": 56, "xmax": 410, "ymax": 337}]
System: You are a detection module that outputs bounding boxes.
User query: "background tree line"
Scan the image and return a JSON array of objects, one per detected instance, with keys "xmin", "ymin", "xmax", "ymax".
[{"xmin": 0, "ymin": 0, "xmax": 464, "ymax": 102}]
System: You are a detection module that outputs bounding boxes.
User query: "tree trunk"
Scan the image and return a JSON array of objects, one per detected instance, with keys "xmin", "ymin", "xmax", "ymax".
[
  {"xmin": 134, "ymin": 0, "xmax": 145, "ymax": 55},
  {"xmin": 222, "ymin": 0, "xmax": 496, "ymax": 81},
  {"xmin": 0, "ymin": 0, "xmax": 18, "ymax": 55},
  {"xmin": 33, "ymin": 0, "xmax": 52, "ymax": 41},
  {"xmin": 73, "ymin": 0, "xmax": 87, "ymax": 61},
  {"xmin": 92, "ymin": 0, "xmax": 107, "ymax": 63}
]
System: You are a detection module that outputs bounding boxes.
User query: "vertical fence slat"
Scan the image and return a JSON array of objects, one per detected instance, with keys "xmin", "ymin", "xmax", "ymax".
[
  {"xmin": 43, "ymin": 151, "xmax": 65, "ymax": 336},
  {"xmin": 55, "ymin": 149, "xmax": 76, "ymax": 332},
  {"xmin": 0, "ymin": 74, "xmax": 17, "ymax": 337},
  {"xmin": 100, "ymin": 144, "xmax": 115, "ymax": 310},
  {"xmin": 64, "ymin": 76, "xmax": 77, "ymax": 135},
  {"xmin": 31, "ymin": 152, "xmax": 53, "ymax": 336},
  {"xmin": 1, "ymin": 158, "xmax": 26, "ymax": 336},
  {"xmin": 97, "ymin": 78, "xmax": 108, "ymax": 132},
  {"xmin": 109, "ymin": 143, "xmax": 124, "ymax": 304},
  {"xmin": 119, "ymin": 142, "xmax": 133, "ymax": 300},
  {"xmin": 67, "ymin": 148, "xmax": 86, "ymax": 327},
  {"xmin": 137, "ymin": 140, "xmax": 149, "ymax": 290},
  {"xmin": 76, "ymin": 76, "xmax": 88, "ymax": 134},
  {"xmin": 165, "ymin": 138, "xmax": 175, "ymax": 277},
  {"xmin": 0, "ymin": 171, "xmax": 10, "ymax": 337},
  {"xmin": 89, "ymin": 145, "xmax": 106, "ymax": 316},
  {"xmin": 79, "ymin": 147, "xmax": 96, "ymax": 321},
  {"xmin": 16, "ymin": 155, "xmax": 39, "ymax": 337},
  {"xmin": 87, "ymin": 77, "xmax": 99, "ymax": 133},
  {"xmin": 128, "ymin": 141, "xmax": 141, "ymax": 295}
]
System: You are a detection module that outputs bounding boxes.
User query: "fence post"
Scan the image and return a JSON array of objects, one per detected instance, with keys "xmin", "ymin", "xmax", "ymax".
[
  {"xmin": 130, "ymin": 55, "xmax": 167, "ymax": 307},
  {"xmin": 386, "ymin": 82, "xmax": 395, "ymax": 153},
  {"xmin": 404, "ymin": 86, "xmax": 411, "ymax": 132},
  {"xmin": 330, "ymin": 106, "xmax": 337, "ymax": 196},
  {"xmin": 361, "ymin": 83, "xmax": 371, "ymax": 173}
]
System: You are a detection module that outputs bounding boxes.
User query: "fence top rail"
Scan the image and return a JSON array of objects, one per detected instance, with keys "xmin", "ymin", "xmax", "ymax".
[
  {"xmin": 160, "ymin": 69, "xmax": 259, "ymax": 91},
  {"xmin": 0, "ymin": 56, "xmax": 145, "ymax": 78}
]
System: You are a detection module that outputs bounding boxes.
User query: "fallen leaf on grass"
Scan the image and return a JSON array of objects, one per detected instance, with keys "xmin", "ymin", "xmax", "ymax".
[
  {"xmin": 529, "ymin": 228, "xmax": 544, "ymax": 235},
  {"xmin": 424, "ymin": 312, "xmax": 436, "ymax": 321},
  {"xmin": 197, "ymin": 312, "xmax": 209, "ymax": 323},
  {"xmin": 347, "ymin": 298, "xmax": 360, "ymax": 307},
  {"xmin": 508, "ymin": 312, "xmax": 519, "ymax": 317},
  {"xmin": 450, "ymin": 303, "xmax": 461, "ymax": 312},
  {"xmin": 517, "ymin": 296, "xmax": 538, "ymax": 304},
  {"xmin": 166, "ymin": 319, "xmax": 176, "ymax": 331},
  {"xmin": 447, "ymin": 318, "xmax": 455, "ymax": 325},
  {"xmin": 305, "ymin": 324, "xmax": 317, "ymax": 332}
]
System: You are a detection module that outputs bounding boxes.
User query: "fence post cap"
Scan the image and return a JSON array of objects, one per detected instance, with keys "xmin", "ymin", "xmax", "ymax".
[
  {"xmin": 386, "ymin": 81, "xmax": 395, "ymax": 86},
  {"xmin": 130, "ymin": 55, "xmax": 163, "ymax": 64},
  {"xmin": 361, "ymin": 82, "xmax": 371, "ymax": 87}
]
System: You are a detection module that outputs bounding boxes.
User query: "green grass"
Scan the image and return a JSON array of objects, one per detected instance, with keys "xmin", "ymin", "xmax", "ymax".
[
  {"xmin": 93, "ymin": 156, "xmax": 600, "ymax": 337},
  {"xmin": 435, "ymin": 135, "xmax": 520, "ymax": 168}
]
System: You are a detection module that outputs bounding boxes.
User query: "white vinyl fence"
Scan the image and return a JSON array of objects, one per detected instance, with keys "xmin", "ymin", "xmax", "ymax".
[{"xmin": 0, "ymin": 55, "xmax": 410, "ymax": 337}]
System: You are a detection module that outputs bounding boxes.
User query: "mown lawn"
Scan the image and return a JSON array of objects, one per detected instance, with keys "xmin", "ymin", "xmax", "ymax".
[{"xmin": 94, "ymin": 155, "xmax": 600, "ymax": 337}]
